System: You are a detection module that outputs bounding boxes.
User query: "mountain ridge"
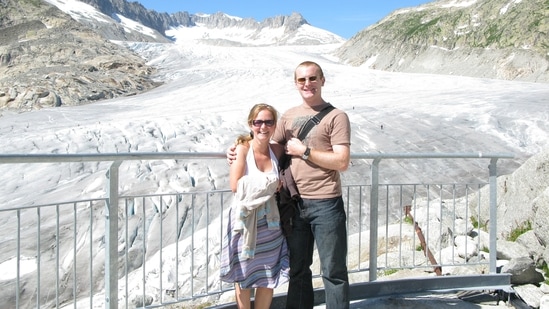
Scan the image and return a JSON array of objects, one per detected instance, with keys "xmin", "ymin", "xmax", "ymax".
[
  {"xmin": 69, "ymin": 0, "xmax": 344, "ymax": 45},
  {"xmin": 336, "ymin": 0, "xmax": 549, "ymax": 82}
]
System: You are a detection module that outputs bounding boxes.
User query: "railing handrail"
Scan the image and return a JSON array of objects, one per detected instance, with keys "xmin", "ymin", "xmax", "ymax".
[
  {"xmin": 0, "ymin": 151, "xmax": 514, "ymax": 164},
  {"xmin": 351, "ymin": 152, "xmax": 514, "ymax": 159},
  {"xmin": 0, "ymin": 152, "xmax": 226, "ymax": 163}
]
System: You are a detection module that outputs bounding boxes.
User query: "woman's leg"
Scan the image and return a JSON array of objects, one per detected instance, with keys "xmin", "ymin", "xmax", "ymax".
[
  {"xmin": 235, "ymin": 284, "xmax": 251, "ymax": 309},
  {"xmin": 254, "ymin": 287, "xmax": 273, "ymax": 309}
]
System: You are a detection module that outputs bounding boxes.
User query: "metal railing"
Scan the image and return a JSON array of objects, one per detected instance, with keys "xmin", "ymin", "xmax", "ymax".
[{"xmin": 0, "ymin": 152, "xmax": 514, "ymax": 308}]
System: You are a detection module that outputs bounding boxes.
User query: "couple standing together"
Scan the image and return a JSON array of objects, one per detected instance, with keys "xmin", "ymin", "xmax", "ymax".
[{"xmin": 220, "ymin": 61, "xmax": 352, "ymax": 309}]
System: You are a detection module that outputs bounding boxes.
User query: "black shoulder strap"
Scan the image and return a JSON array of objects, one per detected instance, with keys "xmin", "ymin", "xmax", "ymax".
[{"xmin": 297, "ymin": 104, "xmax": 335, "ymax": 140}]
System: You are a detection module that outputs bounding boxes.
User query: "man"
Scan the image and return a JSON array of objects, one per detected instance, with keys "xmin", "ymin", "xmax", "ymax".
[
  {"xmin": 229, "ymin": 61, "xmax": 351, "ymax": 308},
  {"xmin": 277, "ymin": 61, "xmax": 350, "ymax": 309}
]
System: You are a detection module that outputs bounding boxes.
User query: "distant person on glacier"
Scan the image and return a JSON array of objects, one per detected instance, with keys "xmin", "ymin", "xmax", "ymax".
[
  {"xmin": 220, "ymin": 103, "xmax": 290, "ymax": 309},
  {"xmin": 228, "ymin": 61, "xmax": 351, "ymax": 309}
]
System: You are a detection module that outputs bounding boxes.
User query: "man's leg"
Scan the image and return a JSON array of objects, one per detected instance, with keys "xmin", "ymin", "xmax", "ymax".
[
  {"xmin": 310, "ymin": 196, "xmax": 349, "ymax": 309},
  {"xmin": 285, "ymin": 206, "xmax": 315, "ymax": 309}
]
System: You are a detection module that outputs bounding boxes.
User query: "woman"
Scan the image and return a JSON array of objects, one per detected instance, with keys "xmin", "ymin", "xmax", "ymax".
[{"xmin": 220, "ymin": 103, "xmax": 290, "ymax": 309}]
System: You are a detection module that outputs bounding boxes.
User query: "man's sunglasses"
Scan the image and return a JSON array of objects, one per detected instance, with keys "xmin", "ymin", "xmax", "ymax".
[
  {"xmin": 252, "ymin": 120, "xmax": 275, "ymax": 127},
  {"xmin": 296, "ymin": 76, "xmax": 319, "ymax": 84}
]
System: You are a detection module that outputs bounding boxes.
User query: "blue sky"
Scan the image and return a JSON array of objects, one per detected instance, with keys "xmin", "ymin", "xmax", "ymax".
[{"xmin": 135, "ymin": 0, "xmax": 432, "ymax": 39}]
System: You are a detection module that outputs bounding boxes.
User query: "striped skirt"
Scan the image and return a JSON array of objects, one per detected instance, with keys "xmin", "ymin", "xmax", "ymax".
[{"xmin": 220, "ymin": 207, "xmax": 290, "ymax": 289}]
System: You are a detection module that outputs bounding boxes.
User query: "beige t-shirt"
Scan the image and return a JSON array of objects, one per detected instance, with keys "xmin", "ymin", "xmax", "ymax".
[{"xmin": 272, "ymin": 103, "xmax": 351, "ymax": 199}]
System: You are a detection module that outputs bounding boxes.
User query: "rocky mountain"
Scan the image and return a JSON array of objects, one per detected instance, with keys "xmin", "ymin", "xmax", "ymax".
[
  {"xmin": 2, "ymin": 0, "xmax": 547, "ymax": 111},
  {"xmin": 45, "ymin": 0, "xmax": 171, "ymax": 43},
  {"xmin": 75, "ymin": 0, "xmax": 341, "ymax": 46},
  {"xmin": 76, "ymin": 0, "xmax": 206, "ymax": 41},
  {"xmin": 0, "ymin": 0, "xmax": 343, "ymax": 112},
  {"xmin": 336, "ymin": 0, "xmax": 549, "ymax": 83},
  {"xmin": 0, "ymin": 0, "xmax": 161, "ymax": 111}
]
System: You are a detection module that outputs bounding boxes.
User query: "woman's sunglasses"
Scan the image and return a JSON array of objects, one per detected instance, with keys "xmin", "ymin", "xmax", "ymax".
[{"xmin": 252, "ymin": 120, "xmax": 275, "ymax": 127}]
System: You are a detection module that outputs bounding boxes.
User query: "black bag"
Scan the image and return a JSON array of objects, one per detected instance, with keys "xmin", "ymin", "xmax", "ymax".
[
  {"xmin": 276, "ymin": 104, "xmax": 335, "ymax": 236},
  {"xmin": 276, "ymin": 153, "xmax": 298, "ymax": 236}
]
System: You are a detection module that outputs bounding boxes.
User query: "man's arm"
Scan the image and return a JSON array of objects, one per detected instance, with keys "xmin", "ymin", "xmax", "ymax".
[
  {"xmin": 226, "ymin": 144, "xmax": 237, "ymax": 165},
  {"xmin": 285, "ymin": 137, "xmax": 350, "ymax": 171},
  {"xmin": 308, "ymin": 144, "xmax": 350, "ymax": 171}
]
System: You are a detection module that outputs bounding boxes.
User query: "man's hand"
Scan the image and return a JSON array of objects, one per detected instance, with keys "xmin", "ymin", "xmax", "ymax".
[
  {"xmin": 285, "ymin": 138, "xmax": 306, "ymax": 157},
  {"xmin": 226, "ymin": 144, "xmax": 237, "ymax": 165}
]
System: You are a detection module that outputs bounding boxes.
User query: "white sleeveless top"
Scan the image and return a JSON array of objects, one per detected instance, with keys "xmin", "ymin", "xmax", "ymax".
[{"xmin": 245, "ymin": 143, "xmax": 279, "ymax": 179}]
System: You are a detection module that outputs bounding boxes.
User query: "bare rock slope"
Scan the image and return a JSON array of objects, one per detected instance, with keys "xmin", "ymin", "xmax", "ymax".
[{"xmin": 0, "ymin": 0, "xmax": 161, "ymax": 111}]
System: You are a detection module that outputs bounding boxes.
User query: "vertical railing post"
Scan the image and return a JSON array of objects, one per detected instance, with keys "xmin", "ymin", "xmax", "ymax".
[
  {"xmin": 369, "ymin": 158, "xmax": 381, "ymax": 281},
  {"xmin": 16, "ymin": 210, "xmax": 21, "ymax": 309},
  {"xmin": 105, "ymin": 161, "xmax": 122, "ymax": 309},
  {"xmin": 488, "ymin": 158, "xmax": 498, "ymax": 274}
]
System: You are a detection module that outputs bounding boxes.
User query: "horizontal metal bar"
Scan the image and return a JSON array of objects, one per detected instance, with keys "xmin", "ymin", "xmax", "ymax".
[
  {"xmin": 351, "ymin": 152, "xmax": 514, "ymax": 160},
  {"xmin": 0, "ymin": 152, "xmax": 227, "ymax": 164},
  {"xmin": 0, "ymin": 152, "xmax": 513, "ymax": 164}
]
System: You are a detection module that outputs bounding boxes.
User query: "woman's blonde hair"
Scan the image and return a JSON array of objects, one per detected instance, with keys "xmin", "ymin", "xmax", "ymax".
[{"xmin": 235, "ymin": 103, "xmax": 278, "ymax": 145}]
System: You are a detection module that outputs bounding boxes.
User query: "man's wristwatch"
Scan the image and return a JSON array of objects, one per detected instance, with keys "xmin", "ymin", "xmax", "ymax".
[{"xmin": 302, "ymin": 147, "xmax": 311, "ymax": 160}]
